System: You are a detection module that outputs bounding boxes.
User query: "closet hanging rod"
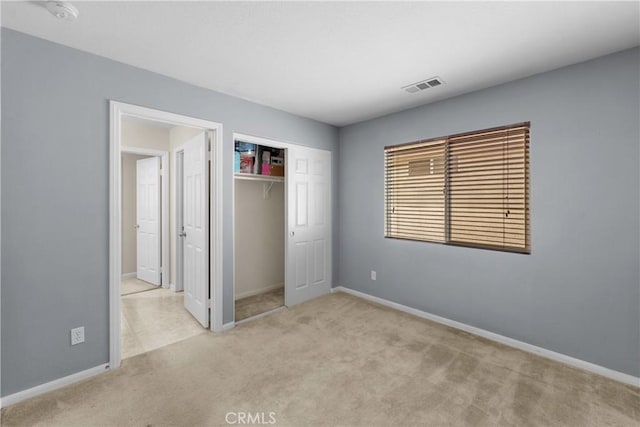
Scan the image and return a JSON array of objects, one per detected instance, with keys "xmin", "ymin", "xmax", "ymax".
[{"xmin": 234, "ymin": 173, "xmax": 284, "ymax": 183}]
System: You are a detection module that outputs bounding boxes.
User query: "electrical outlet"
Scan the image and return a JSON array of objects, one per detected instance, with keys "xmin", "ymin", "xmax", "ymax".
[
  {"xmin": 371, "ymin": 270, "xmax": 377, "ymax": 281},
  {"xmin": 71, "ymin": 327, "xmax": 85, "ymax": 345}
]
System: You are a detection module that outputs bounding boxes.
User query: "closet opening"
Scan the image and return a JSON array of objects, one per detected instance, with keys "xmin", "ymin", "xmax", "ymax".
[
  {"xmin": 231, "ymin": 132, "xmax": 333, "ymax": 325},
  {"xmin": 234, "ymin": 140, "xmax": 286, "ymax": 321}
]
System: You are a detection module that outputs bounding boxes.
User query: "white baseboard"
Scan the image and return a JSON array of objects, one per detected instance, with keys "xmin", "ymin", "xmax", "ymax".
[
  {"xmin": 121, "ymin": 272, "xmax": 136, "ymax": 280},
  {"xmin": 222, "ymin": 321, "xmax": 235, "ymax": 331},
  {"xmin": 235, "ymin": 283, "xmax": 284, "ymax": 301},
  {"xmin": 169, "ymin": 283, "xmax": 176, "ymax": 292},
  {"xmin": 333, "ymin": 286, "xmax": 640, "ymax": 388},
  {"xmin": 1, "ymin": 363, "xmax": 110, "ymax": 408}
]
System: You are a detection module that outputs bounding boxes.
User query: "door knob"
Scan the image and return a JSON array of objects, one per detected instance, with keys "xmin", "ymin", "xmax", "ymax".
[
  {"xmin": 134, "ymin": 224, "xmax": 140, "ymax": 229},
  {"xmin": 179, "ymin": 231, "xmax": 187, "ymax": 238},
  {"xmin": 290, "ymin": 231, "xmax": 295, "ymax": 237}
]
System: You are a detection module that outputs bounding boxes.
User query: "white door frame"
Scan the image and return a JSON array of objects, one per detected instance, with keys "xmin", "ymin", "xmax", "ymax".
[
  {"xmin": 121, "ymin": 146, "xmax": 169, "ymax": 288},
  {"xmin": 110, "ymin": 101, "xmax": 224, "ymax": 370},
  {"xmin": 231, "ymin": 132, "xmax": 332, "ymax": 322}
]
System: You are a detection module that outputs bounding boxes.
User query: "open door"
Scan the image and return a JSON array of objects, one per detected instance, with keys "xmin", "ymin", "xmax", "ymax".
[
  {"xmin": 182, "ymin": 132, "xmax": 209, "ymax": 327},
  {"xmin": 285, "ymin": 146, "xmax": 332, "ymax": 306},
  {"xmin": 136, "ymin": 157, "xmax": 161, "ymax": 285}
]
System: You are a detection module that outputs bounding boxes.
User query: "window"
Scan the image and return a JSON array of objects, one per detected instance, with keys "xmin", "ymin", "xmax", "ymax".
[{"xmin": 384, "ymin": 122, "xmax": 530, "ymax": 253}]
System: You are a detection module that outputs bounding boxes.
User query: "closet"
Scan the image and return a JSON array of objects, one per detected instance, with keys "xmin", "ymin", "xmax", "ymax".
[{"xmin": 234, "ymin": 140, "xmax": 286, "ymax": 321}]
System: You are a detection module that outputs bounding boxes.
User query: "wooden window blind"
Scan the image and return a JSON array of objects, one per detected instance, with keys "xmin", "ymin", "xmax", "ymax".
[
  {"xmin": 384, "ymin": 122, "xmax": 530, "ymax": 254},
  {"xmin": 385, "ymin": 140, "xmax": 447, "ymax": 242}
]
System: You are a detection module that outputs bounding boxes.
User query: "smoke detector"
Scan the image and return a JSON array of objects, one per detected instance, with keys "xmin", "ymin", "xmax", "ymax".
[
  {"xmin": 402, "ymin": 77, "xmax": 444, "ymax": 93},
  {"xmin": 46, "ymin": 1, "xmax": 79, "ymax": 21}
]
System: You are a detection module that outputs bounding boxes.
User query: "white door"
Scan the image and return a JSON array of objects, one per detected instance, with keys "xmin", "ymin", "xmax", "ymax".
[
  {"xmin": 136, "ymin": 157, "xmax": 161, "ymax": 285},
  {"xmin": 175, "ymin": 151, "xmax": 184, "ymax": 292},
  {"xmin": 183, "ymin": 132, "xmax": 209, "ymax": 327},
  {"xmin": 285, "ymin": 146, "xmax": 332, "ymax": 306}
]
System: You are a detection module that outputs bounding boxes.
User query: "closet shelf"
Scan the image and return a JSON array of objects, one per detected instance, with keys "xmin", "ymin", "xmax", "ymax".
[{"xmin": 234, "ymin": 173, "xmax": 284, "ymax": 183}]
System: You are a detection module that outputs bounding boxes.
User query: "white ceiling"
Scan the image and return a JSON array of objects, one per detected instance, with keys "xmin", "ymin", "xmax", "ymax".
[{"xmin": 2, "ymin": 1, "xmax": 639, "ymax": 126}]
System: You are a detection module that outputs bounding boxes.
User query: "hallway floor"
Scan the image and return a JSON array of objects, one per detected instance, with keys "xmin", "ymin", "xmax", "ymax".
[
  {"xmin": 121, "ymin": 277, "xmax": 158, "ymax": 296},
  {"xmin": 121, "ymin": 287, "xmax": 205, "ymax": 359}
]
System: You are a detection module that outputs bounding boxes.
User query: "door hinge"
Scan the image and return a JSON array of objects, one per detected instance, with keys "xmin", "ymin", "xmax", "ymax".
[
  {"xmin": 207, "ymin": 299, "xmax": 212, "ymax": 309},
  {"xmin": 160, "ymin": 267, "xmax": 164, "ymax": 273}
]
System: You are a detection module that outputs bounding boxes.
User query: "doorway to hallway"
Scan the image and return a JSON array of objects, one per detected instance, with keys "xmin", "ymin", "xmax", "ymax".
[{"xmin": 110, "ymin": 102, "xmax": 224, "ymax": 368}]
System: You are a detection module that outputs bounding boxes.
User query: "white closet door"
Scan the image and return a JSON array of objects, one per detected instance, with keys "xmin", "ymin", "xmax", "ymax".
[
  {"xmin": 136, "ymin": 157, "xmax": 161, "ymax": 285},
  {"xmin": 183, "ymin": 132, "xmax": 209, "ymax": 327},
  {"xmin": 285, "ymin": 146, "xmax": 332, "ymax": 306}
]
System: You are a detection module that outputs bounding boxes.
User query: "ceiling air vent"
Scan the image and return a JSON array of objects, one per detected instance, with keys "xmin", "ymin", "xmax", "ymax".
[{"xmin": 402, "ymin": 77, "xmax": 444, "ymax": 93}]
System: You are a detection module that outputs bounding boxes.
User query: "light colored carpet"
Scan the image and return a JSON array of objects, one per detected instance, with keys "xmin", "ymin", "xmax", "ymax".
[
  {"xmin": 121, "ymin": 277, "xmax": 158, "ymax": 296},
  {"xmin": 2, "ymin": 292, "xmax": 638, "ymax": 426},
  {"xmin": 121, "ymin": 288, "xmax": 206, "ymax": 359},
  {"xmin": 235, "ymin": 287, "xmax": 284, "ymax": 321}
]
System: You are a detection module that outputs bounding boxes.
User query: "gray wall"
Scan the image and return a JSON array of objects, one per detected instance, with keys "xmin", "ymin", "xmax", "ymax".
[
  {"xmin": 1, "ymin": 29, "xmax": 339, "ymax": 396},
  {"xmin": 338, "ymin": 47, "xmax": 640, "ymax": 377}
]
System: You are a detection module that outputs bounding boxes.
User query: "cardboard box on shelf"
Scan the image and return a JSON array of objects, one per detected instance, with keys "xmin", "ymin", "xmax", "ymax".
[{"xmin": 270, "ymin": 165, "xmax": 284, "ymax": 177}]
